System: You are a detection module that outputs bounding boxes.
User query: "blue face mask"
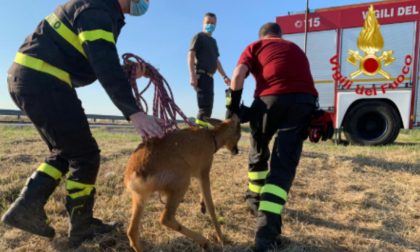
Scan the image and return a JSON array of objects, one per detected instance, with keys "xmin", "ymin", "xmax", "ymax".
[
  {"xmin": 205, "ymin": 24, "xmax": 216, "ymax": 33},
  {"xmin": 130, "ymin": 0, "xmax": 149, "ymax": 16}
]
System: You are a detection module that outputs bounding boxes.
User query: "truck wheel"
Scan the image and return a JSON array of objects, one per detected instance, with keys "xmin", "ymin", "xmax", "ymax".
[{"xmin": 343, "ymin": 101, "xmax": 400, "ymax": 145}]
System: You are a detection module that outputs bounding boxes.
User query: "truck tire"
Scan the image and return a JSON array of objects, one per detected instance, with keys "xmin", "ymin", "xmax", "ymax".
[{"xmin": 343, "ymin": 101, "xmax": 400, "ymax": 145}]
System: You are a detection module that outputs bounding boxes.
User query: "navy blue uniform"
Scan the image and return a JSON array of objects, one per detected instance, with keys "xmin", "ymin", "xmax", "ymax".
[
  {"xmin": 189, "ymin": 32, "xmax": 220, "ymax": 123},
  {"xmin": 8, "ymin": 0, "xmax": 139, "ymax": 189}
]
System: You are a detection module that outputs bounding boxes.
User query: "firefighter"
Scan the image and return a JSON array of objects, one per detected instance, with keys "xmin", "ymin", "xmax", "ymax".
[
  {"xmin": 1, "ymin": 0, "xmax": 164, "ymax": 248},
  {"xmin": 188, "ymin": 12, "xmax": 231, "ymax": 127},
  {"xmin": 226, "ymin": 22, "xmax": 318, "ymax": 251}
]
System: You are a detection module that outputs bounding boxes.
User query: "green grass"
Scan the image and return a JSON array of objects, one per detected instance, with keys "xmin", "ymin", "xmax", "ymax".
[{"xmin": 399, "ymin": 129, "xmax": 420, "ymax": 142}]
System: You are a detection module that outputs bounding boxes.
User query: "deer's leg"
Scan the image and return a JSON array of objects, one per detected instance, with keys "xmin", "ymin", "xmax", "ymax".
[
  {"xmin": 160, "ymin": 186, "xmax": 210, "ymax": 249},
  {"xmin": 199, "ymin": 173, "xmax": 224, "ymax": 245},
  {"xmin": 127, "ymin": 191, "xmax": 150, "ymax": 252},
  {"xmin": 200, "ymin": 194, "xmax": 206, "ymax": 214}
]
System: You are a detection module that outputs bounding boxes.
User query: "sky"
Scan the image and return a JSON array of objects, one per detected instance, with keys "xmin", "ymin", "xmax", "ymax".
[{"xmin": 0, "ymin": 0, "xmax": 379, "ymax": 119}]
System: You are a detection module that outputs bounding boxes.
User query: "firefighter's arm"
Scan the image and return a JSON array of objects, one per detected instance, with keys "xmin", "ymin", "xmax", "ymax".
[
  {"xmin": 75, "ymin": 9, "xmax": 163, "ymax": 139},
  {"xmin": 230, "ymin": 64, "xmax": 248, "ymax": 91},
  {"xmin": 225, "ymin": 64, "xmax": 248, "ymax": 118},
  {"xmin": 188, "ymin": 34, "xmax": 200, "ymax": 88},
  {"xmin": 75, "ymin": 9, "xmax": 139, "ymax": 119},
  {"xmin": 188, "ymin": 50, "xmax": 198, "ymax": 88},
  {"xmin": 217, "ymin": 59, "xmax": 230, "ymax": 85}
]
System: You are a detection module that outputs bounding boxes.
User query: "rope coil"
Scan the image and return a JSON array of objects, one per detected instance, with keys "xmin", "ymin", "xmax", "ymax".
[{"xmin": 122, "ymin": 53, "xmax": 194, "ymax": 133}]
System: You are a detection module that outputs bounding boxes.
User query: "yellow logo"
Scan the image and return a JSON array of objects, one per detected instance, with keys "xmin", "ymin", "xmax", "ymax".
[{"xmin": 347, "ymin": 5, "xmax": 395, "ymax": 79}]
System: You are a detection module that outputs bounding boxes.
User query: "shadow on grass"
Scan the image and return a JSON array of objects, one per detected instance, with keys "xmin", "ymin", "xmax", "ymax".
[
  {"xmin": 302, "ymin": 151, "xmax": 419, "ymax": 175},
  {"xmin": 286, "ymin": 209, "xmax": 419, "ymax": 251},
  {"xmin": 150, "ymin": 236, "xmax": 253, "ymax": 252},
  {"xmin": 113, "ymin": 236, "xmax": 340, "ymax": 252},
  {"xmin": 69, "ymin": 226, "xmax": 358, "ymax": 252}
]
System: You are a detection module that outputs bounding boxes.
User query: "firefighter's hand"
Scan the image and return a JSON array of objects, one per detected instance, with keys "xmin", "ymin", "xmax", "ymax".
[
  {"xmin": 130, "ymin": 112, "xmax": 164, "ymax": 140},
  {"xmin": 308, "ymin": 127, "xmax": 322, "ymax": 143},
  {"xmin": 223, "ymin": 76, "xmax": 231, "ymax": 86},
  {"xmin": 135, "ymin": 62, "xmax": 147, "ymax": 79},
  {"xmin": 190, "ymin": 74, "xmax": 198, "ymax": 90},
  {"xmin": 308, "ymin": 110, "xmax": 334, "ymax": 143}
]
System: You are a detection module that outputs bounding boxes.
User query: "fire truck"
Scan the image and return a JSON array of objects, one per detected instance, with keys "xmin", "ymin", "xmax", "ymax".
[{"xmin": 276, "ymin": 0, "xmax": 420, "ymax": 145}]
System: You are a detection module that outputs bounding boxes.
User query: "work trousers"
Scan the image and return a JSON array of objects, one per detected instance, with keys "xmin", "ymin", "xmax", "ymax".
[
  {"xmin": 245, "ymin": 94, "xmax": 316, "ymax": 241},
  {"xmin": 195, "ymin": 74, "xmax": 214, "ymax": 120},
  {"xmin": 7, "ymin": 69, "xmax": 100, "ymax": 185}
]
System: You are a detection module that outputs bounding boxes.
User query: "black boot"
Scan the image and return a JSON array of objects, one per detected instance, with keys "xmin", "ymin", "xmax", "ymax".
[
  {"xmin": 253, "ymin": 236, "xmax": 283, "ymax": 252},
  {"xmin": 254, "ymin": 212, "xmax": 283, "ymax": 252},
  {"xmin": 1, "ymin": 172, "xmax": 59, "ymax": 238},
  {"xmin": 66, "ymin": 191, "xmax": 116, "ymax": 248}
]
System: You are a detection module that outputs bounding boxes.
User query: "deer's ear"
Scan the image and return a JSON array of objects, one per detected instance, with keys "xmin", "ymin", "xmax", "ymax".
[
  {"xmin": 206, "ymin": 118, "xmax": 223, "ymax": 127},
  {"xmin": 230, "ymin": 114, "xmax": 240, "ymax": 124}
]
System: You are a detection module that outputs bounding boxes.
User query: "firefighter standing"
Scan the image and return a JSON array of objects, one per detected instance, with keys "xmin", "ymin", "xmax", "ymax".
[
  {"xmin": 188, "ymin": 12, "xmax": 231, "ymax": 127},
  {"xmin": 226, "ymin": 23, "xmax": 319, "ymax": 252},
  {"xmin": 1, "ymin": 0, "xmax": 164, "ymax": 248}
]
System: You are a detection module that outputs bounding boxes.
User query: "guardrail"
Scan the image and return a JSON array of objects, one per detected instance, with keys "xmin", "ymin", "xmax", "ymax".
[
  {"xmin": 0, "ymin": 109, "xmax": 126, "ymax": 123},
  {"xmin": 0, "ymin": 109, "xmax": 196, "ymax": 125}
]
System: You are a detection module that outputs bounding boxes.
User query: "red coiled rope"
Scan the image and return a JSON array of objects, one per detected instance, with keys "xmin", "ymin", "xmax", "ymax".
[{"xmin": 122, "ymin": 53, "xmax": 195, "ymax": 133}]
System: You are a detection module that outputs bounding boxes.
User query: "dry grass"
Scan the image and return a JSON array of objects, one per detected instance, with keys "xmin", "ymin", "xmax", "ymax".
[{"xmin": 0, "ymin": 126, "xmax": 419, "ymax": 252}]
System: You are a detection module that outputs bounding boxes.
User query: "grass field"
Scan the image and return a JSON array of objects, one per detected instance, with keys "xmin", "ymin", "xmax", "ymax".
[{"xmin": 0, "ymin": 126, "xmax": 419, "ymax": 252}]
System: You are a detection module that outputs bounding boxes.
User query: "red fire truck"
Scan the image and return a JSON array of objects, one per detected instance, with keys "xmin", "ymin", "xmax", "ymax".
[{"xmin": 276, "ymin": 0, "xmax": 420, "ymax": 145}]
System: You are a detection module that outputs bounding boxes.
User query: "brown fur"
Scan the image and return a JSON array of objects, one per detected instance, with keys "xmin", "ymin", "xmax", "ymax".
[{"xmin": 124, "ymin": 115, "xmax": 241, "ymax": 252}]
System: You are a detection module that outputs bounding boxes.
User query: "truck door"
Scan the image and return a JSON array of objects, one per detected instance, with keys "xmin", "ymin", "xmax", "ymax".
[{"xmin": 284, "ymin": 30, "xmax": 337, "ymax": 111}]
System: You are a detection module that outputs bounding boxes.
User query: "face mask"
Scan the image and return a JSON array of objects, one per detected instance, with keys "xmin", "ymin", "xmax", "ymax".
[
  {"xmin": 205, "ymin": 24, "xmax": 216, "ymax": 33},
  {"xmin": 130, "ymin": 0, "xmax": 149, "ymax": 16}
]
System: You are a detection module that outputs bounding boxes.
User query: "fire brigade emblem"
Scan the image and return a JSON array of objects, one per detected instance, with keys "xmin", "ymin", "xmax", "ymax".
[{"xmin": 347, "ymin": 5, "xmax": 395, "ymax": 79}]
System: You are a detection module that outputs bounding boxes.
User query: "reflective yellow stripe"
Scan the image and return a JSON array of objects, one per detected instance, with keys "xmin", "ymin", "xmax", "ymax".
[
  {"xmin": 78, "ymin": 30, "xmax": 115, "ymax": 44},
  {"xmin": 226, "ymin": 96, "xmax": 232, "ymax": 106},
  {"xmin": 37, "ymin": 163, "xmax": 62, "ymax": 180},
  {"xmin": 259, "ymin": 201, "xmax": 284, "ymax": 215},
  {"xmin": 15, "ymin": 52, "xmax": 72, "ymax": 86},
  {"xmin": 248, "ymin": 183, "xmax": 262, "ymax": 194},
  {"xmin": 248, "ymin": 171, "xmax": 269, "ymax": 180},
  {"xmin": 195, "ymin": 119, "xmax": 213, "ymax": 128},
  {"xmin": 66, "ymin": 180, "xmax": 95, "ymax": 199},
  {"xmin": 261, "ymin": 184, "xmax": 288, "ymax": 201},
  {"xmin": 45, "ymin": 13, "xmax": 87, "ymax": 58}
]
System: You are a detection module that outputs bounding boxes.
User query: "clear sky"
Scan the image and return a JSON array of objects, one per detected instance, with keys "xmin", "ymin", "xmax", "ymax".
[{"xmin": 0, "ymin": 0, "xmax": 378, "ymax": 119}]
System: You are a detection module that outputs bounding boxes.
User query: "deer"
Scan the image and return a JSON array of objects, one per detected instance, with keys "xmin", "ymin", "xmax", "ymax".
[{"xmin": 124, "ymin": 115, "xmax": 241, "ymax": 252}]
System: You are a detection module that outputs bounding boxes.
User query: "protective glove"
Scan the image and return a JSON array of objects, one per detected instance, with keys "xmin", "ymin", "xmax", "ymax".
[
  {"xmin": 130, "ymin": 111, "xmax": 164, "ymax": 140},
  {"xmin": 308, "ymin": 110, "xmax": 334, "ymax": 143},
  {"xmin": 225, "ymin": 88, "xmax": 242, "ymax": 119},
  {"xmin": 238, "ymin": 103, "xmax": 252, "ymax": 123}
]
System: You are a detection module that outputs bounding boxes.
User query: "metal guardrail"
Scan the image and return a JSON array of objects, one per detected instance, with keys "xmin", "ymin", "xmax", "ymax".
[
  {"xmin": 0, "ymin": 109, "xmax": 196, "ymax": 125},
  {"xmin": 0, "ymin": 109, "xmax": 126, "ymax": 123},
  {"xmin": 0, "ymin": 109, "xmax": 197, "ymax": 127}
]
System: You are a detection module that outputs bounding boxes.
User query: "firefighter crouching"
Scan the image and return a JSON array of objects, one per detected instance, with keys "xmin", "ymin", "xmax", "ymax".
[
  {"xmin": 1, "ymin": 0, "xmax": 164, "ymax": 248},
  {"xmin": 226, "ymin": 22, "xmax": 319, "ymax": 252}
]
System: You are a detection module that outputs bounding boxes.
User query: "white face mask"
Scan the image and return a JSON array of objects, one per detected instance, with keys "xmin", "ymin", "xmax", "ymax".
[{"xmin": 130, "ymin": 0, "xmax": 149, "ymax": 16}]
